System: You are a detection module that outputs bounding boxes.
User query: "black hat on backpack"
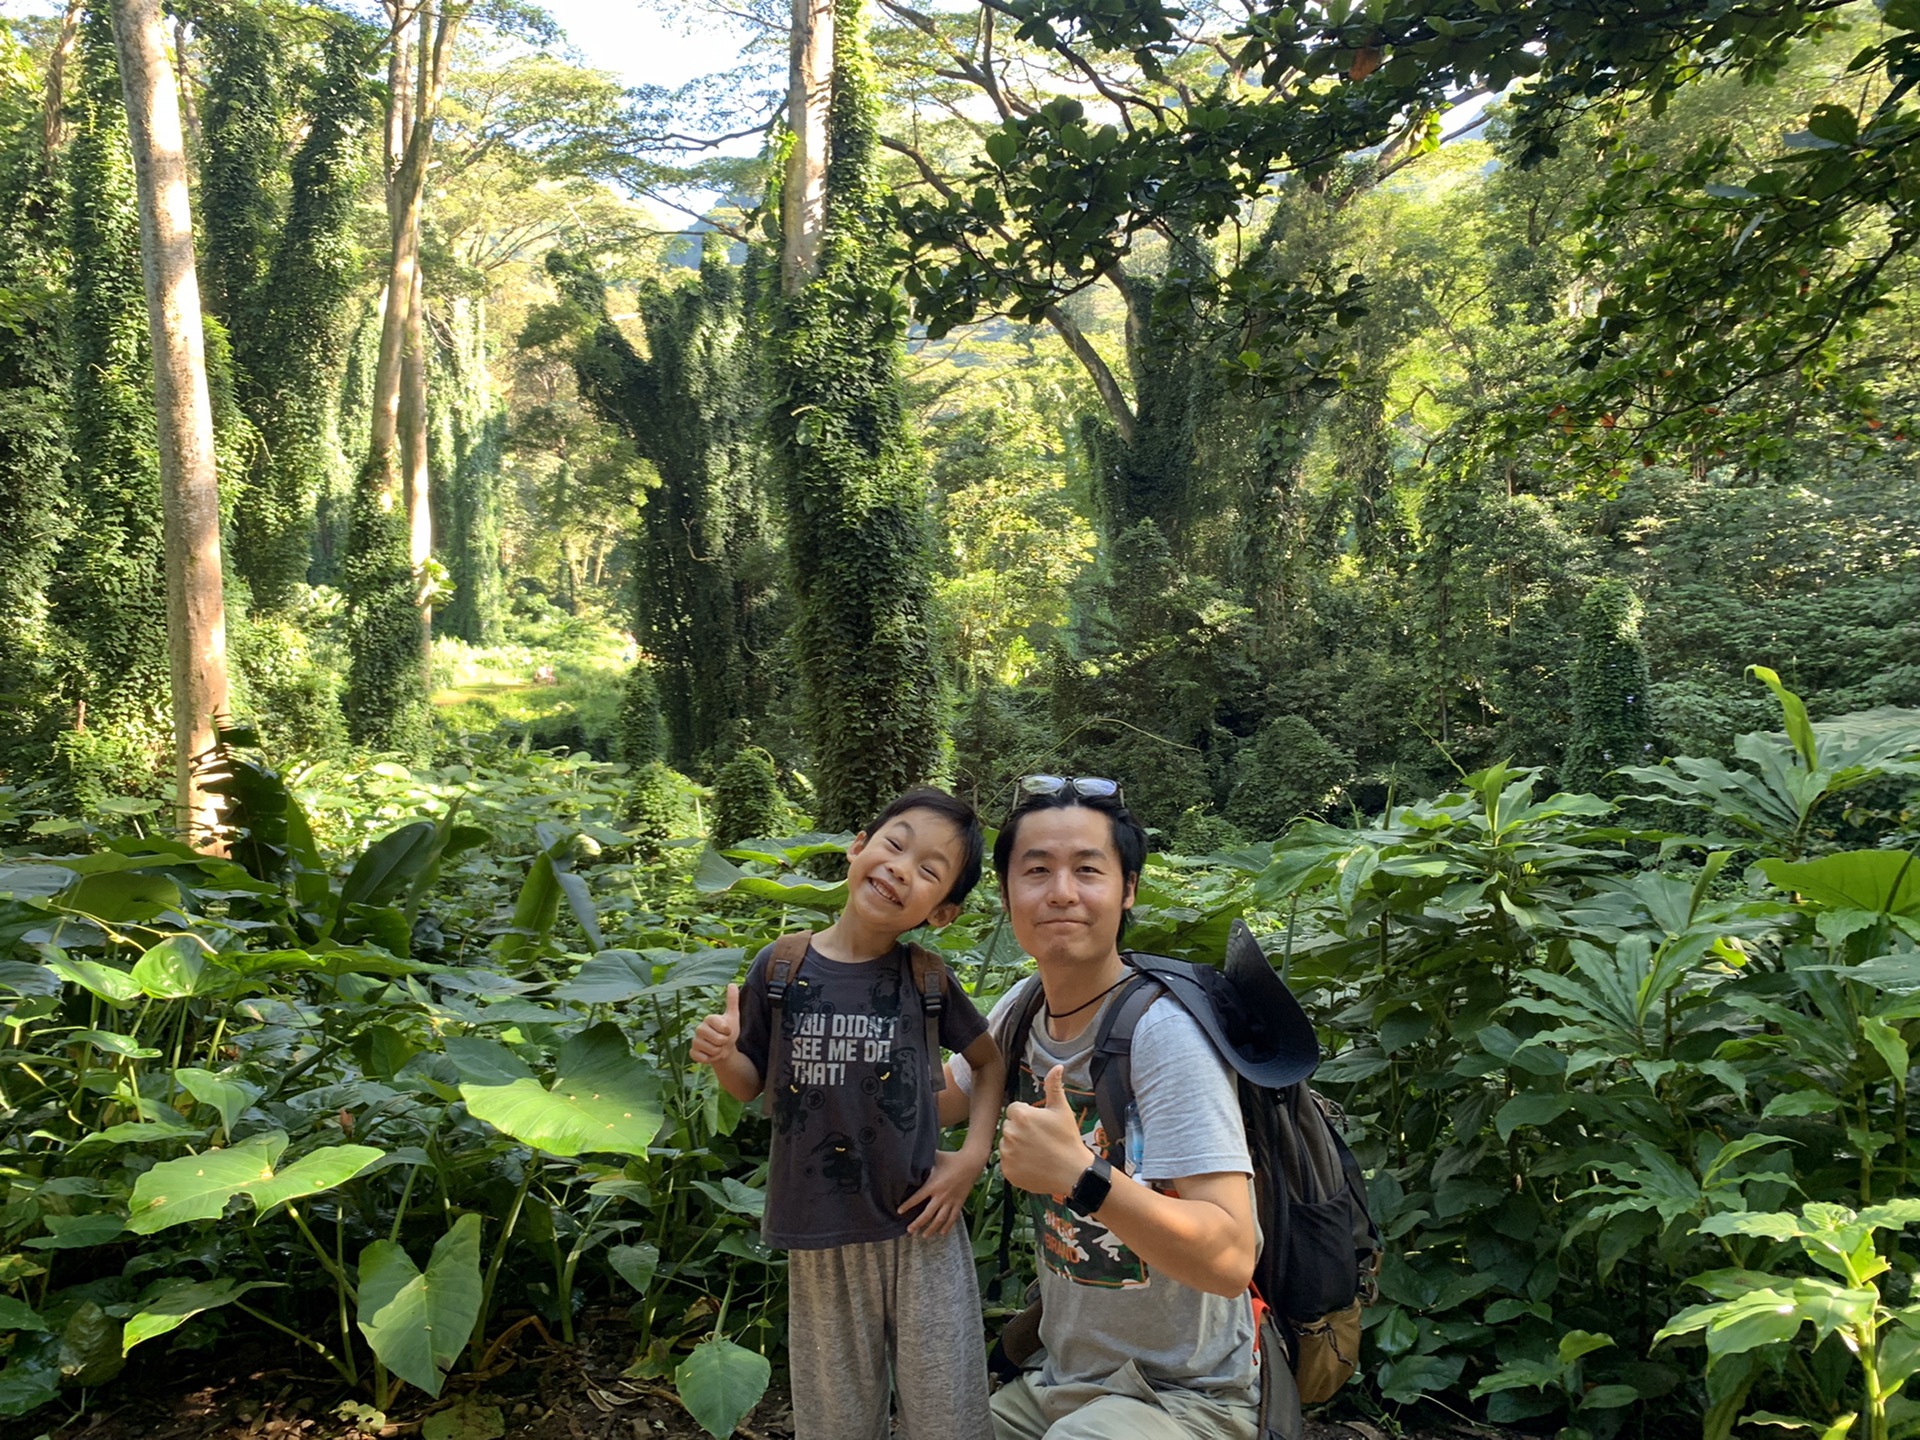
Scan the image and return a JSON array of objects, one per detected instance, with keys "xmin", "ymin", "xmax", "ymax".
[{"xmin": 1133, "ymin": 919, "xmax": 1321, "ymax": 1089}]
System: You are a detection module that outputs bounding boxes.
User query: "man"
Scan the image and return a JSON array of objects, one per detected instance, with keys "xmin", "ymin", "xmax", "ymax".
[{"xmin": 951, "ymin": 777, "xmax": 1260, "ymax": 1440}]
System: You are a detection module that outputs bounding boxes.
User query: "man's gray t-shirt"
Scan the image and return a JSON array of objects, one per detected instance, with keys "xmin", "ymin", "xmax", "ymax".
[
  {"xmin": 738, "ymin": 940, "xmax": 989, "ymax": 1250},
  {"xmin": 953, "ymin": 975, "xmax": 1258, "ymax": 1403}
]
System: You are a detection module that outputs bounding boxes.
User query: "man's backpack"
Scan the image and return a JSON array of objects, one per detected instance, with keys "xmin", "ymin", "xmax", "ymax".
[
  {"xmin": 759, "ymin": 931, "xmax": 949, "ymax": 1113},
  {"xmin": 989, "ymin": 918, "xmax": 1380, "ymax": 1440}
]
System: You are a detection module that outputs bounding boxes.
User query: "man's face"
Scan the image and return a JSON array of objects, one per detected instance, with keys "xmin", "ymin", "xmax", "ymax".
[{"xmin": 1000, "ymin": 805, "xmax": 1138, "ymax": 968}]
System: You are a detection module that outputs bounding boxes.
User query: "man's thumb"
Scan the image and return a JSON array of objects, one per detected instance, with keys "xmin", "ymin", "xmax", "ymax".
[
  {"xmin": 724, "ymin": 982, "xmax": 741, "ymax": 1023},
  {"xmin": 1042, "ymin": 1064, "xmax": 1067, "ymax": 1108}
]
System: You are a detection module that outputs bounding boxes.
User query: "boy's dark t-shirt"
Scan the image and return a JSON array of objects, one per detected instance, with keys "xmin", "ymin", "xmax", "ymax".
[{"xmin": 736, "ymin": 939, "xmax": 989, "ymax": 1250}]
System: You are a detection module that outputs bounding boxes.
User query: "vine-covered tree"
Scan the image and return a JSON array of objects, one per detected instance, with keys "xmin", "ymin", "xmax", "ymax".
[
  {"xmin": 542, "ymin": 248, "xmax": 781, "ymax": 773},
  {"xmin": 219, "ymin": 15, "xmax": 377, "ymax": 611},
  {"xmin": 772, "ymin": 0, "xmax": 944, "ymax": 828},
  {"xmin": 0, "ymin": 21, "xmax": 73, "ymax": 768},
  {"xmin": 1563, "ymin": 579, "xmax": 1657, "ymax": 794},
  {"xmin": 46, "ymin": 7, "xmax": 171, "ymax": 794}
]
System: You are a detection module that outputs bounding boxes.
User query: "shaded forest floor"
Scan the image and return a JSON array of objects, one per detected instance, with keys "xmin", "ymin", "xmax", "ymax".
[{"xmin": 15, "ymin": 1315, "xmax": 1452, "ymax": 1440}]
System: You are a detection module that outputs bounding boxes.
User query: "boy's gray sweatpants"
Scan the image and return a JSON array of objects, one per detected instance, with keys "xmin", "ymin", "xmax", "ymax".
[{"xmin": 786, "ymin": 1224, "xmax": 992, "ymax": 1440}]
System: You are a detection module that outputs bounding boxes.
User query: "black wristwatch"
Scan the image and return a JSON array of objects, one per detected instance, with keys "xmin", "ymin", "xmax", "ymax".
[{"xmin": 1066, "ymin": 1157, "xmax": 1113, "ymax": 1217}]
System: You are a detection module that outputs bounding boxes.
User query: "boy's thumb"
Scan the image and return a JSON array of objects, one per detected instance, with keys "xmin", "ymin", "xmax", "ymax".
[
  {"xmin": 724, "ymin": 982, "xmax": 741, "ymax": 1023},
  {"xmin": 1042, "ymin": 1064, "xmax": 1068, "ymax": 1109}
]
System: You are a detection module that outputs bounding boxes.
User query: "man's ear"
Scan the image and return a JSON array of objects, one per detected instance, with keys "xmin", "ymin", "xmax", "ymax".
[
  {"xmin": 924, "ymin": 900, "xmax": 962, "ymax": 931},
  {"xmin": 1121, "ymin": 873, "xmax": 1139, "ymax": 910}
]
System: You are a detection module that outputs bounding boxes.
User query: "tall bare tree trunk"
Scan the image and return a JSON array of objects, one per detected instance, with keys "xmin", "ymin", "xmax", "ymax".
[
  {"xmin": 110, "ymin": 0, "xmax": 229, "ymax": 843},
  {"xmin": 782, "ymin": 0, "xmax": 833, "ymax": 293}
]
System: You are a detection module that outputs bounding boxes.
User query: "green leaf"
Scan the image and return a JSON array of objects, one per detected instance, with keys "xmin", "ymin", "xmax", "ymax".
[
  {"xmin": 123, "ymin": 1278, "xmax": 279, "ymax": 1354},
  {"xmin": 130, "ymin": 934, "xmax": 210, "ymax": 998},
  {"xmin": 247, "ymin": 1144, "xmax": 385, "ymax": 1216},
  {"xmin": 126, "ymin": 1133, "xmax": 288, "ymax": 1233},
  {"xmin": 125, "ymin": 1134, "xmax": 380, "ymax": 1233},
  {"xmin": 44, "ymin": 953, "xmax": 142, "ymax": 1005},
  {"xmin": 461, "ymin": 1023, "xmax": 660, "ymax": 1158},
  {"xmin": 1862, "ymin": 1015, "xmax": 1910, "ymax": 1089},
  {"xmin": 25, "ymin": 1213, "xmax": 125, "ymax": 1249},
  {"xmin": 1581, "ymin": 1384, "xmax": 1642, "ymax": 1410},
  {"xmin": 1559, "ymin": 1330, "xmax": 1614, "ymax": 1365},
  {"xmin": 1379, "ymin": 1352, "xmax": 1466, "ymax": 1403},
  {"xmin": 674, "ymin": 1337, "xmax": 771, "ymax": 1439},
  {"xmin": 1496, "ymin": 1091, "xmax": 1574, "ymax": 1140},
  {"xmin": 357, "ymin": 1214, "xmax": 484, "ymax": 1400},
  {"xmin": 175, "ymin": 1068, "xmax": 263, "ymax": 1137},
  {"xmin": 340, "ymin": 822, "xmax": 439, "ymax": 913},
  {"xmin": 609, "ymin": 1243, "xmax": 660, "ymax": 1293},
  {"xmin": 1748, "ymin": 666, "xmax": 1817, "ymax": 768},
  {"xmin": 0, "ymin": 1296, "xmax": 49, "ymax": 1332},
  {"xmin": 422, "ymin": 1399, "xmax": 505, "ymax": 1440},
  {"xmin": 1760, "ymin": 851, "xmax": 1920, "ymax": 917},
  {"xmin": 0, "ymin": 1346, "xmax": 59, "ymax": 1416}
]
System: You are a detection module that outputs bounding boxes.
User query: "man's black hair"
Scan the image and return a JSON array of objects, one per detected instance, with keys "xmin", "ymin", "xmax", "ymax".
[
  {"xmin": 866, "ymin": 787, "xmax": 984, "ymax": 909},
  {"xmin": 991, "ymin": 784, "xmax": 1148, "ymax": 942}
]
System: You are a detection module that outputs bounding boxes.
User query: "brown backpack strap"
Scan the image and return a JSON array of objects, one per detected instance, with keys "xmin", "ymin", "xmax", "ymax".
[
  {"xmin": 762, "ymin": 931, "xmax": 812, "ymax": 1116},
  {"xmin": 906, "ymin": 943, "xmax": 948, "ymax": 1094}
]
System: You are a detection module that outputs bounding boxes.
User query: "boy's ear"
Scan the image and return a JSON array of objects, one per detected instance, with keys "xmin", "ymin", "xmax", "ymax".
[
  {"xmin": 924, "ymin": 900, "xmax": 962, "ymax": 931},
  {"xmin": 848, "ymin": 829, "xmax": 870, "ymax": 857}
]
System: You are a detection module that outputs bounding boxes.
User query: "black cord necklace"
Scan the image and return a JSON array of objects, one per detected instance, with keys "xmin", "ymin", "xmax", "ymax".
[{"xmin": 1044, "ymin": 975, "xmax": 1130, "ymax": 1023}]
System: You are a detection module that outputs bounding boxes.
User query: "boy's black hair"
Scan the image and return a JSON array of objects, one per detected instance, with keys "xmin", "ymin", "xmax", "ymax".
[
  {"xmin": 991, "ymin": 783, "xmax": 1148, "ymax": 942},
  {"xmin": 866, "ymin": 786, "xmax": 985, "ymax": 909}
]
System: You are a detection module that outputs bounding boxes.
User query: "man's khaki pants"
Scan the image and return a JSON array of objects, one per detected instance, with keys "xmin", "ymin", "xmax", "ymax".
[{"xmin": 989, "ymin": 1366, "xmax": 1261, "ymax": 1440}]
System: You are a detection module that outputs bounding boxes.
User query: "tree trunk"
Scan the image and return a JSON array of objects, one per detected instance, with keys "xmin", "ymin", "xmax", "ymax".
[
  {"xmin": 782, "ymin": 0, "xmax": 833, "ymax": 293},
  {"xmin": 110, "ymin": 0, "xmax": 229, "ymax": 842},
  {"xmin": 402, "ymin": 262, "xmax": 432, "ymax": 681}
]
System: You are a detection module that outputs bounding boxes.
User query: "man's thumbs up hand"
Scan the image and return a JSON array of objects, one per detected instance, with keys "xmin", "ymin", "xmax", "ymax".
[
  {"xmin": 691, "ymin": 982, "xmax": 742, "ymax": 1066},
  {"xmin": 1041, "ymin": 1063, "xmax": 1069, "ymax": 1109},
  {"xmin": 1002, "ymin": 1064, "xmax": 1094, "ymax": 1197}
]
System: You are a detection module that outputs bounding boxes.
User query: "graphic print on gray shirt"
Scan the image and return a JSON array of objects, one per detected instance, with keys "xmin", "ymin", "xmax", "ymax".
[
  {"xmin": 737, "ymin": 940, "xmax": 989, "ymax": 1250},
  {"xmin": 952, "ymin": 975, "xmax": 1259, "ymax": 1401}
]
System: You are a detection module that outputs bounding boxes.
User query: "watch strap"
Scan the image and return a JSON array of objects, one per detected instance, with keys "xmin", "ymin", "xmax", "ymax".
[{"xmin": 1066, "ymin": 1156, "xmax": 1113, "ymax": 1217}]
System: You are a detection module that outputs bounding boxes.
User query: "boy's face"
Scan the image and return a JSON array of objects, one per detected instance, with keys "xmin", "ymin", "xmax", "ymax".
[
  {"xmin": 844, "ymin": 807, "xmax": 967, "ymax": 934},
  {"xmin": 1000, "ymin": 804, "xmax": 1137, "ymax": 969}
]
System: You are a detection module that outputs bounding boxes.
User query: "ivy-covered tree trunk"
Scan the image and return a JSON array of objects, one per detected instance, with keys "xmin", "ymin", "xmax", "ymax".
[
  {"xmin": 771, "ymin": 0, "xmax": 944, "ymax": 828},
  {"xmin": 214, "ymin": 16, "xmax": 373, "ymax": 612},
  {"xmin": 548, "ymin": 250, "xmax": 779, "ymax": 773},
  {"xmin": 1563, "ymin": 579, "xmax": 1657, "ymax": 793},
  {"xmin": 432, "ymin": 296, "xmax": 505, "ymax": 646},
  {"xmin": 0, "ymin": 25, "xmax": 73, "ymax": 768},
  {"xmin": 48, "ymin": 8, "xmax": 172, "ymax": 790},
  {"xmin": 111, "ymin": 0, "xmax": 230, "ymax": 836}
]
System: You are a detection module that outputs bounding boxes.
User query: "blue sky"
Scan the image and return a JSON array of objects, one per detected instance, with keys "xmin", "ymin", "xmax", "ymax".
[{"xmin": 536, "ymin": 1, "xmax": 753, "ymax": 91}]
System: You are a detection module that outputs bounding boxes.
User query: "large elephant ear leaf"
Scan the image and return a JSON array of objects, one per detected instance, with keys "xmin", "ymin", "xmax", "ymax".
[
  {"xmin": 357, "ymin": 1213, "xmax": 484, "ymax": 1398},
  {"xmin": 126, "ymin": 1133, "xmax": 289, "ymax": 1233},
  {"xmin": 460, "ymin": 1022, "xmax": 661, "ymax": 1157},
  {"xmin": 674, "ymin": 1337, "xmax": 771, "ymax": 1439}
]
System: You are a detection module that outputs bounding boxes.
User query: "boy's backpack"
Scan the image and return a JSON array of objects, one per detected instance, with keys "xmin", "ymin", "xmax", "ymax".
[
  {"xmin": 759, "ymin": 931, "xmax": 949, "ymax": 1112},
  {"xmin": 989, "ymin": 918, "xmax": 1380, "ymax": 1440}
]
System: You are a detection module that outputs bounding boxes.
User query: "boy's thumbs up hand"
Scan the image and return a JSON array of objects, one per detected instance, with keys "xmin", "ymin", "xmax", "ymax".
[
  {"xmin": 1002, "ymin": 1064, "xmax": 1093, "ymax": 1197},
  {"xmin": 690, "ymin": 983, "xmax": 741, "ymax": 1067}
]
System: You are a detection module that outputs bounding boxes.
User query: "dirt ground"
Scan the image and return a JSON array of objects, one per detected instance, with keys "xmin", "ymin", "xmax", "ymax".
[{"xmin": 10, "ymin": 1319, "xmax": 1458, "ymax": 1440}]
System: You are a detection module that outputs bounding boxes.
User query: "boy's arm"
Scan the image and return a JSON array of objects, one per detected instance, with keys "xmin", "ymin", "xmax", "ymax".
[
  {"xmin": 902, "ymin": 1031, "xmax": 1004, "ymax": 1236},
  {"xmin": 690, "ymin": 982, "xmax": 765, "ymax": 1102}
]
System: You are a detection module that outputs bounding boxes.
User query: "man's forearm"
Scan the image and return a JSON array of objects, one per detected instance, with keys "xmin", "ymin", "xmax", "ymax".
[{"xmin": 1081, "ymin": 1171, "xmax": 1255, "ymax": 1296}]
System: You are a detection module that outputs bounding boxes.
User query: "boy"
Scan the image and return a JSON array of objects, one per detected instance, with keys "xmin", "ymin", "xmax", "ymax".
[{"xmin": 691, "ymin": 786, "xmax": 1005, "ymax": 1440}]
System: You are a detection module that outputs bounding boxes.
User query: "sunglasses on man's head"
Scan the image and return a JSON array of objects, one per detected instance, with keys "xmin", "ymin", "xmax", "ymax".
[{"xmin": 1016, "ymin": 775, "xmax": 1124, "ymax": 802}]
